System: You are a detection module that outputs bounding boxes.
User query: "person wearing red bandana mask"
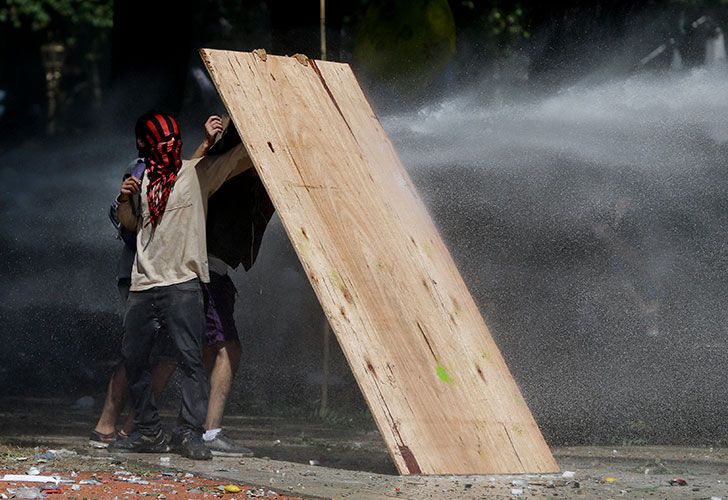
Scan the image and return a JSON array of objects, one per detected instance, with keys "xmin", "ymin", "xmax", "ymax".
[{"xmin": 110, "ymin": 111, "xmax": 253, "ymax": 460}]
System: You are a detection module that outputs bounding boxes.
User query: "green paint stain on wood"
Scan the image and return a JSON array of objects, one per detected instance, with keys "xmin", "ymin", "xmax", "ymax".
[
  {"xmin": 329, "ymin": 271, "xmax": 343, "ymax": 288},
  {"xmin": 436, "ymin": 365, "xmax": 453, "ymax": 384}
]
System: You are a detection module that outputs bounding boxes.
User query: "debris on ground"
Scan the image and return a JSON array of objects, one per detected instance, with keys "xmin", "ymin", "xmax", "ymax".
[
  {"xmin": 1, "ymin": 446, "xmax": 303, "ymax": 500},
  {"xmin": 669, "ymin": 477, "xmax": 688, "ymax": 486},
  {"xmin": 0, "ymin": 474, "xmax": 64, "ymax": 484},
  {"xmin": 6, "ymin": 421, "xmax": 728, "ymax": 500},
  {"xmin": 223, "ymin": 483, "xmax": 242, "ymax": 493},
  {"xmin": 1, "ymin": 469, "xmax": 301, "ymax": 499},
  {"xmin": 8, "ymin": 487, "xmax": 43, "ymax": 499}
]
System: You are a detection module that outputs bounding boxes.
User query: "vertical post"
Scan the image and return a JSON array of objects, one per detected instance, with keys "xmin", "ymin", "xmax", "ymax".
[
  {"xmin": 320, "ymin": 321, "xmax": 331, "ymax": 417},
  {"xmin": 318, "ymin": 0, "xmax": 330, "ymax": 419},
  {"xmin": 320, "ymin": 0, "xmax": 327, "ymax": 61}
]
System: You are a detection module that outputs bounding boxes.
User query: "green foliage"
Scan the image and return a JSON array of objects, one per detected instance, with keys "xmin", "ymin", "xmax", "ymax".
[
  {"xmin": 0, "ymin": 0, "xmax": 112, "ymax": 34},
  {"xmin": 354, "ymin": 0, "xmax": 456, "ymax": 82},
  {"xmin": 457, "ymin": 1, "xmax": 529, "ymax": 48}
]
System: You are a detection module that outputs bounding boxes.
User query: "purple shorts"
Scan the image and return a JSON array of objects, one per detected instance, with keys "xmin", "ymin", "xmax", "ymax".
[{"xmin": 203, "ymin": 272, "xmax": 239, "ymax": 346}]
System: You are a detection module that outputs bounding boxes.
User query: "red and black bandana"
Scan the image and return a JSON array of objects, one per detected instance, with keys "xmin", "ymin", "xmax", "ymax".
[{"xmin": 138, "ymin": 113, "xmax": 183, "ymax": 228}]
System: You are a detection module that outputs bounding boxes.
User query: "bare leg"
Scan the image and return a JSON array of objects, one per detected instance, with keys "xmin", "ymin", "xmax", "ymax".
[
  {"xmin": 204, "ymin": 341, "xmax": 241, "ymax": 431},
  {"xmin": 94, "ymin": 363, "xmax": 127, "ymax": 435},
  {"xmin": 121, "ymin": 358, "xmax": 178, "ymax": 435}
]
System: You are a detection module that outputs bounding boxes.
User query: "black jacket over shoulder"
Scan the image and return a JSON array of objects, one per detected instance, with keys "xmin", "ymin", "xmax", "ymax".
[{"xmin": 206, "ymin": 123, "xmax": 276, "ymax": 271}]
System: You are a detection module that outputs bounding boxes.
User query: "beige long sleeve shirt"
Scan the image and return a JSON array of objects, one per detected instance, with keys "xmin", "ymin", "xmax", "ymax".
[{"xmin": 117, "ymin": 144, "xmax": 253, "ymax": 292}]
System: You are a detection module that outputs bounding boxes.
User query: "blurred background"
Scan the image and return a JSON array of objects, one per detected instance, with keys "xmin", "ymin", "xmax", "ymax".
[{"xmin": 1, "ymin": 0, "xmax": 728, "ymax": 448}]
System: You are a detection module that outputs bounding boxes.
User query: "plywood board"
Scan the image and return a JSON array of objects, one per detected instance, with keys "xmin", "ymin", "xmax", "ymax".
[{"xmin": 201, "ymin": 49, "xmax": 558, "ymax": 475}]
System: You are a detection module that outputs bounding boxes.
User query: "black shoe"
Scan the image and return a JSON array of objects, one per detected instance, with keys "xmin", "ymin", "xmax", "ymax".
[
  {"xmin": 178, "ymin": 431, "xmax": 212, "ymax": 460},
  {"xmin": 169, "ymin": 426, "xmax": 184, "ymax": 449},
  {"xmin": 204, "ymin": 431, "xmax": 254, "ymax": 457},
  {"xmin": 107, "ymin": 429, "xmax": 170, "ymax": 454}
]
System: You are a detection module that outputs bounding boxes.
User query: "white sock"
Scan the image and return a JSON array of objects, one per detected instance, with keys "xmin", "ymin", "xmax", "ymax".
[{"xmin": 203, "ymin": 428, "xmax": 222, "ymax": 442}]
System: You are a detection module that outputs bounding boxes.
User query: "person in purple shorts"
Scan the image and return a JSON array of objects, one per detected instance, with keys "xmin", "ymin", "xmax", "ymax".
[
  {"xmin": 91, "ymin": 114, "xmax": 274, "ymax": 458},
  {"xmin": 199, "ymin": 118, "xmax": 275, "ymax": 455}
]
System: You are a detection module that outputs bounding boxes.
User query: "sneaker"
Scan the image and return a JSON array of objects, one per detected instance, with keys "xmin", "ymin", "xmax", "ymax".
[
  {"xmin": 204, "ymin": 431, "xmax": 254, "ymax": 457},
  {"xmin": 178, "ymin": 431, "xmax": 212, "ymax": 460},
  {"xmin": 88, "ymin": 430, "xmax": 116, "ymax": 449},
  {"xmin": 107, "ymin": 429, "xmax": 170, "ymax": 454}
]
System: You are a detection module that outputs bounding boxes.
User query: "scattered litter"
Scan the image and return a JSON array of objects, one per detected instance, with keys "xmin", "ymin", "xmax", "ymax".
[
  {"xmin": 273, "ymin": 439, "xmax": 281, "ymax": 446},
  {"xmin": 300, "ymin": 470, "xmax": 316, "ymax": 477},
  {"xmin": 669, "ymin": 478, "xmax": 688, "ymax": 486},
  {"xmin": 184, "ymin": 473, "xmax": 194, "ymax": 478},
  {"xmin": 530, "ymin": 480, "xmax": 559, "ymax": 488},
  {"xmin": 511, "ymin": 488, "xmax": 524, "ymax": 496},
  {"xmin": 14, "ymin": 457, "xmax": 28, "ymax": 462},
  {"xmin": 25, "ymin": 467, "xmax": 41, "ymax": 476},
  {"xmin": 308, "ymin": 460, "xmax": 319, "ymax": 466},
  {"xmin": 0, "ymin": 493, "xmax": 7, "ymax": 499},
  {"xmin": 34, "ymin": 452, "xmax": 55, "ymax": 461},
  {"xmin": 49, "ymin": 449, "xmax": 76, "ymax": 459},
  {"xmin": 245, "ymin": 488, "xmax": 271, "ymax": 497},
  {"xmin": 11, "ymin": 487, "xmax": 44, "ymax": 499},
  {"xmin": 114, "ymin": 476, "xmax": 150, "ymax": 485},
  {"xmin": 71, "ymin": 484, "xmax": 80, "ymax": 491},
  {"xmin": 216, "ymin": 468, "xmax": 239, "ymax": 473},
  {"xmin": 40, "ymin": 488, "xmax": 63, "ymax": 494},
  {"xmin": 159, "ymin": 456, "xmax": 171, "ymax": 464},
  {"xmin": 511, "ymin": 479, "xmax": 525, "ymax": 487},
  {"xmin": 79, "ymin": 479, "xmax": 102, "ymax": 485},
  {"xmin": 223, "ymin": 484, "xmax": 241, "ymax": 493},
  {"xmin": 711, "ymin": 497, "xmax": 722, "ymax": 500},
  {"xmin": 562, "ymin": 470, "xmax": 575, "ymax": 479},
  {"xmin": 161, "ymin": 472, "xmax": 176, "ymax": 477},
  {"xmin": 604, "ymin": 476, "xmax": 618, "ymax": 483},
  {"xmin": 1, "ymin": 474, "xmax": 61, "ymax": 484}
]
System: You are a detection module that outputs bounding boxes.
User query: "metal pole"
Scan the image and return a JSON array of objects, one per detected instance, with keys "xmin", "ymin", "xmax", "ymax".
[
  {"xmin": 320, "ymin": 321, "xmax": 331, "ymax": 417},
  {"xmin": 320, "ymin": 0, "xmax": 327, "ymax": 60},
  {"xmin": 319, "ymin": 0, "xmax": 330, "ymax": 418},
  {"xmin": 319, "ymin": 0, "xmax": 331, "ymax": 417}
]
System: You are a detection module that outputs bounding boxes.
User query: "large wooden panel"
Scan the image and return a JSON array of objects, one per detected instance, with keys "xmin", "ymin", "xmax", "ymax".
[{"xmin": 201, "ymin": 49, "xmax": 558, "ymax": 475}]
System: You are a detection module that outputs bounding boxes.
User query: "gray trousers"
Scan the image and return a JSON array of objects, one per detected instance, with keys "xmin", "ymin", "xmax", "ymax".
[{"xmin": 122, "ymin": 279, "xmax": 209, "ymax": 436}]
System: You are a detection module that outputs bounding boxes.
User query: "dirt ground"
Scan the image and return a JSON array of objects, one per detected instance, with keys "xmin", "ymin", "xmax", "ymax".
[{"xmin": 2, "ymin": 399, "xmax": 728, "ymax": 499}]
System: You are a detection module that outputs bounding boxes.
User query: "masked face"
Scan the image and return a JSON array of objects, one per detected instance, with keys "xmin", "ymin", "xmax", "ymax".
[
  {"xmin": 150, "ymin": 136, "xmax": 183, "ymax": 170},
  {"xmin": 135, "ymin": 112, "xmax": 182, "ymax": 165}
]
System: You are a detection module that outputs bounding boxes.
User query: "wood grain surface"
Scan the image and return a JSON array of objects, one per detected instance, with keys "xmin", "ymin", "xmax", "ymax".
[{"xmin": 201, "ymin": 49, "xmax": 558, "ymax": 475}]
